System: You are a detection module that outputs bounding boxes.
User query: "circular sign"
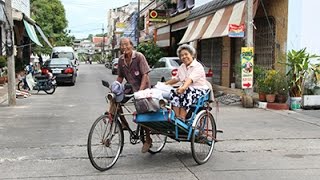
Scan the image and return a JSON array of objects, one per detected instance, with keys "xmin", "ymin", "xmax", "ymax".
[{"xmin": 150, "ymin": 10, "xmax": 158, "ymax": 18}]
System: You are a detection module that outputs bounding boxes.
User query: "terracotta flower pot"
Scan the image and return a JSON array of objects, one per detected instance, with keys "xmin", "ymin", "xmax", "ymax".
[
  {"xmin": 0, "ymin": 77, "xmax": 5, "ymax": 84},
  {"xmin": 258, "ymin": 92, "xmax": 266, "ymax": 102},
  {"xmin": 276, "ymin": 94, "xmax": 287, "ymax": 103},
  {"xmin": 266, "ymin": 94, "xmax": 276, "ymax": 103}
]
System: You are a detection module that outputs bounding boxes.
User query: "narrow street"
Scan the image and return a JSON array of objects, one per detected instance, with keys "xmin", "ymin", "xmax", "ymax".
[{"xmin": 0, "ymin": 64, "xmax": 320, "ymax": 179}]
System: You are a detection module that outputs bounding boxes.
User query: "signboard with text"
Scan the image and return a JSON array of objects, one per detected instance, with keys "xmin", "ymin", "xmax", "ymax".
[
  {"xmin": 228, "ymin": 24, "xmax": 245, "ymax": 38},
  {"xmin": 241, "ymin": 47, "xmax": 254, "ymax": 89},
  {"xmin": 149, "ymin": 9, "xmax": 167, "ymax": 23}
]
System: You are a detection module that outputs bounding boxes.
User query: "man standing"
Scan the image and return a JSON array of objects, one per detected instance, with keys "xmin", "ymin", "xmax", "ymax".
[{"xmin": 116, "ymin": 37, "xmax": 152, "ymax": 153}]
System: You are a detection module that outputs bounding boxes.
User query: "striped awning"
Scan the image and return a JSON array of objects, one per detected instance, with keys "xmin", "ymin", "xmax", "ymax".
[
  {"xmin": 35, "ymin": 24, "xmax": 53, "ymax": 48},
  {"xmin": 179, "ymin": 0, "xmax": 258, "ymax": 44},
  {"xmin": 179, "ymin": 15, "xmax": 213, "ymax": 44},
  {"xmin": 156, "ymin": 25, "xmax": 170, "ymax": 47},
  {"xmin": 202, "ymin": 0, "xmax": 247, "ymax": 39},
  {"xmin": 23, "ymin": 19, "xmax": 43, "ymax": 47}
]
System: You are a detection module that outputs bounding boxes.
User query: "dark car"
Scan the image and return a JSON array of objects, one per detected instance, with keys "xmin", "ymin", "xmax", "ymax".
[
  {"xmin": 42, "ymin": 58, "xmax": 77, "ymax": 85},
  {"xmin": 111, "ymin": 58, "xmax": 119, "ymax": 75},
  {"xmin": 149, "ymin": 57, "xmax": 213, "ymax": 86}
]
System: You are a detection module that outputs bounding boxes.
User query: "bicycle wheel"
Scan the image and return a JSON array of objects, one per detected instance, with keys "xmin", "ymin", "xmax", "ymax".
[
  {"xmin": 141, "ymin": 128, "xmax": 167, "ymax": 154},
  {"xmin": 44, "ymin": 84, "xmax": 56, "ymax": 94},
  {"xmin": 87, "ymin": 114, "xmax": 124, "ymax": 171},
  {"xmin": 191, "ymin": 110, "xmax": 216, "ymax": 164},
  {"xmin": 17, "ymin": 81, "xmax": 30, "ymax": 91}
]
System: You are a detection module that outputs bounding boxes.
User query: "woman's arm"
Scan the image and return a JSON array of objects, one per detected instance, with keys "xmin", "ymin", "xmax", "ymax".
[
  {"xmin": 177, "ymin": 78, "xmax": 193, "ymax": 94},
  {"xmin": 165, "ymin": 78, "xmax": 179, "ymax": 85}
]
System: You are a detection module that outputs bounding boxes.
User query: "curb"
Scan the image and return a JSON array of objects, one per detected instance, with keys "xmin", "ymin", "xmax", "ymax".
[{"xmin": 0, "ymin": 84, "xmax": 8, "ymax": 104}]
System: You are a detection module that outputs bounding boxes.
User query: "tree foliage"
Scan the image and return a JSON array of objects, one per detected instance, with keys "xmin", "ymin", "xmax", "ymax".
[
  {"xmin": 137, "ymin": 42, "xmax": 165, "ymax": 67},
  {"xmin": 31, "ymin": 0, "xmax": 73, "ymax": 54}
]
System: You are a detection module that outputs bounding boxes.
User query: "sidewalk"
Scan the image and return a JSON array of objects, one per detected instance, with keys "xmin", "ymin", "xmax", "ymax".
[{"xmin": 0, "ymin": 84, "xmax": 8, "ymax": 104}]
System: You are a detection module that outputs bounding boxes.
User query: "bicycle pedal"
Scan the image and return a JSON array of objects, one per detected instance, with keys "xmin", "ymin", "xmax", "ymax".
[{"xmin": 217, "ymin": 129, "xmax": 224, "ymax": 133}]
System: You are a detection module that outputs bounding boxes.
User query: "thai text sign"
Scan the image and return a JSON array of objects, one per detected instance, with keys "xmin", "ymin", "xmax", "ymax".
[
  {"xmin": 149, "ymin": 9, "xmax": 167, "ymax": 23},
  {"xmin": 241, "ymin": 47, "xmax": 254, "ymax": 89},
  {"xmin": 228, "ymin": 24, "xmax": 245, "ymax": 38}
]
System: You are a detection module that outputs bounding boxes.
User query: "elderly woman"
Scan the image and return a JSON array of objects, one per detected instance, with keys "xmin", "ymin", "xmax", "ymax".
[{"xmin": 165, "ymin": 44, "xmax": 209, "ymax": 121}]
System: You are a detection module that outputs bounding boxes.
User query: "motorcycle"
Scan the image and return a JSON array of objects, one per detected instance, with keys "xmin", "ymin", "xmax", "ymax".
[{"xmin": 18, "ymin": 70, "xmax": 57, "ymax": 95}]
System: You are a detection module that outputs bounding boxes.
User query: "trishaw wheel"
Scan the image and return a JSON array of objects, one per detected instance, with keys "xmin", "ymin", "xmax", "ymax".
[
  {"xmin": 191, "ymin": 111, "xmax": 216, "ymax": 164},
  {"xmin": 87, "ymin": 114, "xmax": 124, "ymax": 171},
  {"xmin": 140, "ymin": 128, "xmax": 167, "ymax": 154}
]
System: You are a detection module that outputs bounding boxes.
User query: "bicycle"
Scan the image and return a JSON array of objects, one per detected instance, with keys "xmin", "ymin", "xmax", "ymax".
[{"xmin": 87, "ymin": 80, "xmax": 218, "ymax": 171}]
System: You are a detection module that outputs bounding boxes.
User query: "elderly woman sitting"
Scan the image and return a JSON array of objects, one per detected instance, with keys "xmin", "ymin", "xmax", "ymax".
[{"xmin": 165, "ymin": 44, "xmax": 209, "ymax": 121}]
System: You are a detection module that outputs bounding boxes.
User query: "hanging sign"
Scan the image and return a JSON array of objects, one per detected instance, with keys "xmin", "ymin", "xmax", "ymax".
[
  {"xmin": 149, "ymin": 9, "xmax": 167, "ymax": 23},
  {"xmin": 241, "ymin": 47, "xmax": 254, "ymax": 89},
  {"xmin": 228, "ymin": 24, "xmax": 245, "ymax": 38}
]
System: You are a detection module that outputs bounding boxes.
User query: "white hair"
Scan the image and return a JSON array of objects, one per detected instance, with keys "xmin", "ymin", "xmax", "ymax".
[{"xmin": 176, "ymin": 44, "xmax": 196, "ymax": 57}]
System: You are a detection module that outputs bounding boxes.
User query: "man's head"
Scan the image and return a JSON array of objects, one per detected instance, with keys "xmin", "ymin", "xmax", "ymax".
[{"xmin": 120, "ymin": 37, "xmax": 134, "ymax": 55}]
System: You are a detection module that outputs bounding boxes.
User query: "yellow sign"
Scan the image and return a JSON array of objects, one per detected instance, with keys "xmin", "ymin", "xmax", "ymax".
[{"xmin": 241, "ymin": 47, "xmax": 254, "ymax": 89}]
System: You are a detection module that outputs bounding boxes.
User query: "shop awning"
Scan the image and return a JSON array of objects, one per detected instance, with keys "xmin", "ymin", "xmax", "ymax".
[
  {"xmin": 179, "ymin": 0, "xmax": 258, "ymax": 44},
  {"xmin": 34, "ymin": 24, "xmax": 53, "ymax": 48},
  {"xmin": 179, "ymin": 15, "xmax": 213, "ymax": 44},
  {"xmin": 202, "ymin": 0, "xmax": 247, "ymax": 39},
  {"xmin": 23, "ymin": 19, "xmax": 43, "ymax": 47},
  {"xmin": 156, "ymin": 25, "xmax": 170, "ymax": 47}
]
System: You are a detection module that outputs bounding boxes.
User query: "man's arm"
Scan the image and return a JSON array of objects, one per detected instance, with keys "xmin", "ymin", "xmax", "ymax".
[{"xmin": 139, "ymin": 74, "xmax": 149, "ymax": 90}]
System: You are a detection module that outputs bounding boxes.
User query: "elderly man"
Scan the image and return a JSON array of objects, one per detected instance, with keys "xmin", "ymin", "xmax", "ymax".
[{"xmin": 116, "ymin": 37, "xmax": 153, "ymax": 153}]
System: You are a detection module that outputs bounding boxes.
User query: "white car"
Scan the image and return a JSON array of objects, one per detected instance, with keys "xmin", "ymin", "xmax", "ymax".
[{"xmin": 149, "ymin": 57, "xmax": 213, "ymax": 86}]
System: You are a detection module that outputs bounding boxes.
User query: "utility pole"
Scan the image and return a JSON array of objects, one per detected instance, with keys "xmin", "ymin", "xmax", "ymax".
[
  {"xmin": 102, "ymin": 24, "xmax": 105, "ymax": 63},
  {"xmin": 136, "ymin": 0, "xmax": 140, "ymax": 46},
  {"xmin": 246, "ymin": 0, "xmax": 254, "ymax": 47},
  {"xmin": 5, "ymin": 0, "xmax": 16, "ymax": 106}
]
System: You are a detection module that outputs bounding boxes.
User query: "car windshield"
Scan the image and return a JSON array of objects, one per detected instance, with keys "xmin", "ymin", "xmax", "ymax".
[
  {"xmin": 52, "ymin": 52, "xmax": 74, "ymax": 60},
  {"xmin": 170, "ymin": 59, "xmax": 181, "ymax": 66},
  {"xmin": 50, "ymin": 59, "xmax": 70, "ymax": 66}
]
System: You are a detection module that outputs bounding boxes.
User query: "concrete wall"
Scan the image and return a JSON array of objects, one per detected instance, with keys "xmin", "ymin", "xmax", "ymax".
[
  {"xmin": 255, "ymin": 0, "xmax": 288, "ymax": 71},
  {"xmin": 221, "ymin": 37, "xmax": 231, "ymax": 87}
]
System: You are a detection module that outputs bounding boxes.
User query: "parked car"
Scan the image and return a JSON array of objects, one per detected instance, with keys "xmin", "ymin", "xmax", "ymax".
[
  {"xmin": 111, "ymin": 58, "xmax": 119, "ymax": 75},
  {"xmin": 149, "ymin": 57, "xmax": 213, "ymax": 86},
  {"xmin": 51, "ymin": 46, "xmax": 78, "ymax": 66},
  {"xmin": 41, "ymin": 58, "xmax": 77, "ymax": 85}
]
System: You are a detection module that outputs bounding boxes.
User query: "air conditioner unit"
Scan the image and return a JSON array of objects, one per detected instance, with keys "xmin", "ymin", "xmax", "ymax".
[
  {"xmin": 177, "ymin": 0, "xmax": 187, "ymax": 13},
  {"xmin": 186, "ymin": 0, "xmax": 195, "ymax": 9}
]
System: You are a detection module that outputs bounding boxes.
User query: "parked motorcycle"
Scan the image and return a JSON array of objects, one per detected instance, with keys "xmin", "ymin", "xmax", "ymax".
[{"xmin": 17, "ymin": 71, "xmax": 57, "ymax": 95}]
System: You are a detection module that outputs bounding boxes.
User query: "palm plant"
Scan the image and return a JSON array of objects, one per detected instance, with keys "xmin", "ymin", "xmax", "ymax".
[{"xmin": 285, "ymin": 48, "xmax": 319, "ymax": 97}]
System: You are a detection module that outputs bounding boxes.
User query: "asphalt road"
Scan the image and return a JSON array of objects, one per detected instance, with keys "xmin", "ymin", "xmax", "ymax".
[{"xmin": 0, "ymin": 64, "xmax": 320, "ymax": 179}]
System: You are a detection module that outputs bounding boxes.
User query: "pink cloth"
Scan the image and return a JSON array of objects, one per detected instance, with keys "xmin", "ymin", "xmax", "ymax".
[{"xmin": 175, "ymin": 59, "xmax": 209, "ymax": 89}]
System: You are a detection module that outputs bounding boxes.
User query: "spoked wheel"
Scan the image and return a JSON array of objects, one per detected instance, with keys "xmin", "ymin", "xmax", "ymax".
[
  {"xmin": 191, "ymin": 110, "xmax": 216, "ymax": 164},
  {"xmin": 17, "ymin": 81, "xmax": 30, "ymax": 91},
  {"xmin": 44, "ymin": 84, "xmax": 56, "ymax": 94},
  {"xmin": 87, "ymin": 114, "xmax": 124, "ymax": 171},
  {"xmin": 141, "ymin": 128, "xmax": 167, "ymax": 154}
]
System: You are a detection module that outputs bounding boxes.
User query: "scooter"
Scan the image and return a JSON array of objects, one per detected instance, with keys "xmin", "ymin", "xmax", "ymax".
[{"xmin": 18, "ymin": 71, "xmax": 57, "ymax": 95}]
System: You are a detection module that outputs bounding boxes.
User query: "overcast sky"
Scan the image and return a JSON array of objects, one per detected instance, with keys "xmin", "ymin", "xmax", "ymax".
[{"xmin": 60, "ymin": 0, "xmax": 135, "ymax": 39}]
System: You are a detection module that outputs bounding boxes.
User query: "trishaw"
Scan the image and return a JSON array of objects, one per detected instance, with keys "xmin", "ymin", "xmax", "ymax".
[{"xmin": 87, "ymin": 80, "xmax": 218, "ymax": 171}]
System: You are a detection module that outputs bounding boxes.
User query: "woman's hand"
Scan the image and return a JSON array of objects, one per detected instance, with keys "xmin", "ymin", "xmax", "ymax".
[{"xmin": 176, "ymin": 86, "xmax": 186, "ymax": 94}]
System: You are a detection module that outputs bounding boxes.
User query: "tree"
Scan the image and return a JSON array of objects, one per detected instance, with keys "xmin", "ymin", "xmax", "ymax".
[
  {"xmin": 137, "ymin": 42, "xmax": 165, "ymax": 67},
  {"xmin": 31, "ymin": 0, "xmax": 71, "ymax": 54}
]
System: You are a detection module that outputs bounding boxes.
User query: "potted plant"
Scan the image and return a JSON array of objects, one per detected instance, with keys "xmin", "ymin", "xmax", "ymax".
[
  {"xmin": 254, "ymin": 65, "xmax": 267, "ymax": 101},
  {"xmin": 274, "ymin": 73, "xmax": 289, "ymax": 103},
  {"xmin": 0, "ymin": 56, "xmax": 7, "ymax": 85},
  {"xmin": 263, "ymin": 69, "xmax": 277, "ymax": 103},
  {"xmin": 284, "ymin": 48, "xmax": 319, "ymax": 109}
]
